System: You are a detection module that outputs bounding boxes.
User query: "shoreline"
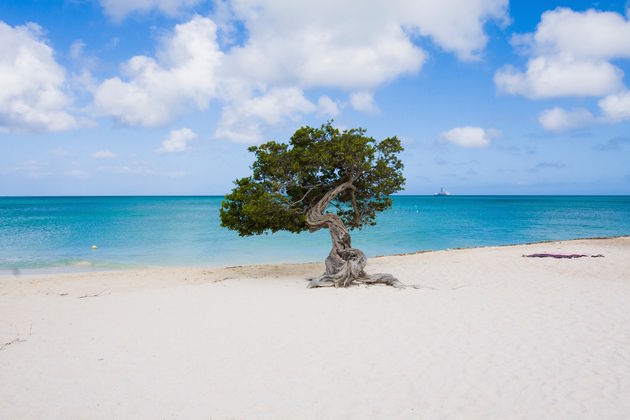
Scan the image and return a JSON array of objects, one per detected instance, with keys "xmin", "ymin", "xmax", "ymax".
[
  {"xmin": 373, "ymin": 233, "xmax": 630, "ymax": 257},
  {"xmin": 1, "ymin": 236, "xmax": 629, "ymax": 417},
  {"xmin": 3, "ymin": 194, "xmax": 630, "ymax": 197},
  {"xmin": 1, "ymin": 236, "xmax": 628, "ymax": 296},
  {"xmin": 2, "ymin": 234, "xmax": 630, "ymax": 278}
]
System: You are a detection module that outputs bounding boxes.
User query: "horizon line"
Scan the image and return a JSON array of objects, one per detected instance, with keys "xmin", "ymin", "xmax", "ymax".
[{"xmin": 2, "ymin": 194, "xmax": 630, "ymax": 198}]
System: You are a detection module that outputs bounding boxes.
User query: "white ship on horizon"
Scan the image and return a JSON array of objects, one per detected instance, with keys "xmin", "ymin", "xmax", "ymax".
[{"xmin": 434, "ymin": 187, "xmax": 450, "ymax": 196}]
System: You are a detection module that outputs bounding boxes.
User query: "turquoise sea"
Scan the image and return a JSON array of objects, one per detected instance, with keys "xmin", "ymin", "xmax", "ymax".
[{"xmin": 1, "ymin": 196, "xmax": 629, "ymax": 273}]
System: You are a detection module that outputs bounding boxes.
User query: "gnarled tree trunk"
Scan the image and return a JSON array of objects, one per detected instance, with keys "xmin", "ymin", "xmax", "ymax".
[{"xmin": 306, "ymin": 180, "xmax": 407, "ymax": 288}]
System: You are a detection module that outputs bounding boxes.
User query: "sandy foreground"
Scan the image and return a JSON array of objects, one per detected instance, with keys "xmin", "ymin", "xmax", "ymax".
[{"xmin": 1, "ymin": 237, "xmax": 630, "ymax": 419}]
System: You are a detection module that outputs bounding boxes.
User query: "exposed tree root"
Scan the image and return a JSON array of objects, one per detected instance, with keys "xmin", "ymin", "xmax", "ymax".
[
  {"xmin": 306, "ymin": 180, "xmax": 417, "ymax": 289},
  {"xmin": 308, "ymin": 271, "xmax": 418, "ymax": 289},
  {"xmin": 306, "ymin": 246, "xmax": 416, "ymax": 289}
]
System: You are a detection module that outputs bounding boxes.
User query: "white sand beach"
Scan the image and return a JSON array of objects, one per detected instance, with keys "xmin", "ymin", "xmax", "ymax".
[{"xmin": 1, "ymin": 237, "xmax": 630, "ymax": 419}]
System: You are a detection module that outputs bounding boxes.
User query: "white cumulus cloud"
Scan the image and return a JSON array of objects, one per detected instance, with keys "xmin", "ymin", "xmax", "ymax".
[
  {"xmin": 317, "ymin": 95, "xmax": 339, "ymax": 117},
  {"xmin": 158, "ymin": 127, "xmax": 197, "ymax": 153},
  {"xmin": 538, "ymin": 107, "xmax": 594, "ymax": 132},
  {"xmin": 94, "ymin": 16, "xmax": 223, "ymax": 127},
  {"xmin": 0, "ymin": 21, "xmax": 77, "ymax": 132},
  {"xmin": 91, "ymin": 1, "xmax": 507, "ymax": 142},
  {"xmin": 599, "ymin": 91, "xmax": 630, "ymax": 122},
  {"xmin": 495, "ymin": 56, "xmax": 623, "ymax": 99},
  {"xmin": 214, "ymin": 0, "xmax": 507, "ymax": 141},
  {"xmin": 215, "ymin": 88, "xmax": 315, "ymax": 143},
  {"xmin": 516, "ymin": 7, "xmax": 630, "ymax": 60},
  {"xmin": 349, "ymin": 91, "xmax": 378, "ymax": 114},
  {"xmin": 495, "ymin": 8, "xmax": 630, "ymax": 99},
  {"xmin": 440, "ymin": 126, "xmax": 500, "ymax": 148},
  {"xmin": 223, "ymin": 0, "xmax": 507, "ymax": 89},
  {"xmin": 538, "ymin": 91, "xmax": 630, "ymax": 132}
]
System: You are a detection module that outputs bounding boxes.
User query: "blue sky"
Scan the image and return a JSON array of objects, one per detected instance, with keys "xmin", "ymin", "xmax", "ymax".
[{"xmin": 1, "ymin": 0, "xmax": 629, "ymax": 195}]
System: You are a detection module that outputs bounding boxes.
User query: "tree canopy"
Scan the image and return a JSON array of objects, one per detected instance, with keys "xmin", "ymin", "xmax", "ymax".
[{"xmin": 220, "ymin": 122, "xmax": 405, "ymax": 237}]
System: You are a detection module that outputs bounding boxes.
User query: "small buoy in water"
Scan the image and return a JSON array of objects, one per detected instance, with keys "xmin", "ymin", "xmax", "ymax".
[{"xmin": 92, "ymin": 245, "xmax": 98, "ymax": 250}]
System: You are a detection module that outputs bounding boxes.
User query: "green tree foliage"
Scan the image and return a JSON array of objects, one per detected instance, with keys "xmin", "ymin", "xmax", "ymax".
[{"xmin": 220, "ymin": 122, "xmax": 405, "ymax": 236}]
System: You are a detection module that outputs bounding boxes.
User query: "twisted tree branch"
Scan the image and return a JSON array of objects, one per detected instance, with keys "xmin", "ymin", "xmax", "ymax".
[{"xmin": 305, "ymin": 180, "xmax": 407, "ymax": 288}]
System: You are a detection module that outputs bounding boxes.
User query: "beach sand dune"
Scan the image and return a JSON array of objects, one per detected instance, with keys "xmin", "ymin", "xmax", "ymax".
[{"xmin": 1, "ymin": 237, "xmax": 630, "ymax": 419}]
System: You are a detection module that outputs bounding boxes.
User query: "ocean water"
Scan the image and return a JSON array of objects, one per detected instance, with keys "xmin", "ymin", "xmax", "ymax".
[{"xmin": 1, "ymin": 196, "xmax": 629, "ymax": 273}]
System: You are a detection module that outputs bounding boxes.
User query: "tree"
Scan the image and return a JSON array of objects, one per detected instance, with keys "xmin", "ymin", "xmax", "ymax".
[{"xmin": 220, "ymin": 122, "xmax": 407, "ymax": 288}]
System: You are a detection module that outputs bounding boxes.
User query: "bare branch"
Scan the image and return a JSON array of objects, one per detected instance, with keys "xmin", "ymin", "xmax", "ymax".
[{"xmin": 288, "ymin": 183, "xmax": 323, "ymax": 207}]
